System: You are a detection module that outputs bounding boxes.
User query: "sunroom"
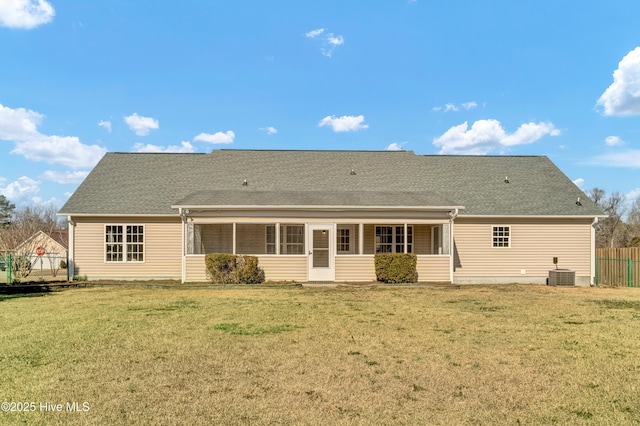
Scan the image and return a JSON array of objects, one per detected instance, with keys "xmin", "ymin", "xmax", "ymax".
[{"xmin": 180, "ymin": 214, "xmax": 457, "ymax": 283}]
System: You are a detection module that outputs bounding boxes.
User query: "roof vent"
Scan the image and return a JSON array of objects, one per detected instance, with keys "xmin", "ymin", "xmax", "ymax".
[
  {"xmin": 350, "ymin": 169, "xmax": 356, "ymax": 175},
  {"xmin": 242, "ymin": 179, "xmax": 248, "ymax": 186},
  {"xmin": 576, "ymin": 197, "xmax": 582, "ymax": 206},
  {"xmin": 504, "ymin": 176, "xmax": 509, "ymax": 183}
]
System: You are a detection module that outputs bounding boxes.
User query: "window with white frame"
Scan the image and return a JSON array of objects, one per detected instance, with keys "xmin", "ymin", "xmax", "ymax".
[
  {"xmin": 337, "ymin": 225, "xmax": 354, "ymax": 254},
  {"xmin": 105, "ymin": 225, "xmax": 144, "ymax": 262},
  {"xmin": 492, "ymin": 226, "xmax": 510, "ymax": 248},
  {"xmin": 375, "ymin": 225, "xmax": 413, "ymax": 253},
  {"xmin": 265, "ymin": 224, "xmax": 305, "ymax": 254}
]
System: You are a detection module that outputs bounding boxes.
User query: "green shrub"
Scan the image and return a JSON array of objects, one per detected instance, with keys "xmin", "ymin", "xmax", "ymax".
[
  {"xmin": 236, "ymin": 255, "xmax": 265, "ymax": 284},
  {"xmin": 374, "ymin": 253, "xmax": 418, "ymax": 283},
  {"xmin": 205, "ymin": 254, "xmax": 265, "ymax": 284},
  {"xmin": 59, "ymin": 259, "xmax": 67, "ymax": 269}
]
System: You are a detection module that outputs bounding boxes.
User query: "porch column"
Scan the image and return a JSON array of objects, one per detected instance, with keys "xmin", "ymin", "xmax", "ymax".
[
  {"xmin": 449, "ymin": 215, "xmax": 455, "ymax": 282},
  {"xmin": 275, "ymin": 222, "xmax": 280, "ymax": 255},
  {"xmin": 180, "ymin": 213, "xmax": 186, "ymax": 283},
  {"xmin": 404, "ymin": 223, "xmax": 408, "ymax": 254},
  {"xmin": 232, "ymin": 222, "xmax": 237, "ymax": 255},
  {"xmin": 359, "ymin": 223, "xmax": 364, "ymax": 255}
]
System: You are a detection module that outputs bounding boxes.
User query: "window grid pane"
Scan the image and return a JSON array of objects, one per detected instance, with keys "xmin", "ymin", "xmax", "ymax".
[
  {"xmin": 492, "ymin": 226, "xmax": 510, "ymax": 247},
  {"xmin": 106, "ymin": 225, "xmax": 144, "ymax": 262}
]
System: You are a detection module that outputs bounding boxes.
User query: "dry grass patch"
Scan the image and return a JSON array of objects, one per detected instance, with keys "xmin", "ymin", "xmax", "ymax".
[{"xmin": 1, "ymin": 285, "xmax": 640, "ymax": 424}]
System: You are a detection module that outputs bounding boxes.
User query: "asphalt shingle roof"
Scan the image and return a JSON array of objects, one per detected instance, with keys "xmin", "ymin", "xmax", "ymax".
[{"xmin": 58, "ymin": 150, "xmax": 603, "ymax": 217}]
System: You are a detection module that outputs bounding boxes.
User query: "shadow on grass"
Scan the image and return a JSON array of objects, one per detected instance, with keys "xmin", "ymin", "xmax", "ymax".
[{"xmin": 0, "ymin": 284, "xmax": 53, "ymax": 301}]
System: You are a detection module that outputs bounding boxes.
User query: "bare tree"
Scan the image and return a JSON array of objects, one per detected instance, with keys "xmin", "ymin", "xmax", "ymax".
[
  {"xmin": 627, "ymin": 194, "xmax": 640, "ymax": 246},
  {"xmin": 0, "ymin": 205, "xmax": 64, "ymax": 282},
  {"xmin": 587, "ymin": 188, "xmax": 628, "ymax": 248}
]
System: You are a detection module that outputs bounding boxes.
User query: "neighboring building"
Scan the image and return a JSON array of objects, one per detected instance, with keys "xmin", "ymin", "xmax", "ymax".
[
  {"xmin": 13, "ymin": 229, "xmax": 68, "ymax": 270},
  {"xmin": 58, "ymin": 150, "xmax": 604, "ymax": 285}
]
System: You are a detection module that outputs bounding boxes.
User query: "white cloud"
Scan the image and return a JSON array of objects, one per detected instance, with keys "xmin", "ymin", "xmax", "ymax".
[
  {"xmin": 0, "ymin": 102, "xmax": 106, "ymax": 169},
  {"xmin": 194, "ymin": 131, "xmax": 235, "ymax": 144},
  {"xmin": 41, "ymin": 170, "xmax": 89, "ymax": 184},
  {"xmin": 132, "ymin": 141, "xmax": 195, "ymax": 153},
  {"xmin": 596, "ymin": 150, "xmax": 640, "ymax": 168},
  {"xmin": 98, "ymin": 120, "xmax": 112, "ymax": 132},
  {"xmin": 597, "ymin": 47, "xmax": 640, "ymax": 116},
  {"xmin": 386, "ymin": 142, "xmax": 407, "ymax": 151},
  {"xmin": 12, "ymin": 135, "xmax": 106, "ymax": 169},
  {"xmin": 0, "ymin": 176, "xmax": 39, "ymax": 201},
  {"xmin": 433, "ymin": 119, "xmax": 560, "ymax": 155},
  {"xmin": 318, "ymin": 115, "xmax": 368, "ymax": 132},
  {"xmin": 0, "ymin": 103, "xmax": 42, "ymax": 139},
  {"xmin": 572, "ymin": 178, "xmax": 585, "ymax": 188},
  {"xmin": 260, "ymin": 126, "xmax": 277, "ymax": 135},
  {"xmin": 306, "ymin": 28, "xmax": 344, "ymax": 57},
  {"xmin": 124, "ymin": 113, "xmax": 159, "ymax": 136},
  {"xmin": 0, "ymin": 0, "xmax": 55, "ymax": 29},
  {"xmin": 605, "ymin": 135, "xmax": 623, "ymax": 146},
  {"xmin": 433, "ymin": 101, "xmax": 479, "ymax": 112},
  {"xmin": 305, "ymin": 28, "xmax": 324, "ymax": 38}
]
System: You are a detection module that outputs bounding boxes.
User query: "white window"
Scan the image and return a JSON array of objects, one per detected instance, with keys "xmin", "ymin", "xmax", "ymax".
[
  {"xmin": 105, "ymin": 225, "xmax": 144, "ymax": 262},
  {"xmin": 375, "ymin": 226, "xmax": 413, "ymax": 254},
  {"xmin": 337, "ymin": 225, "xmax": 354, "ymax": 254},
  {"xmin": 265, "ymin": 224, "xmax": 305, "ymax": 255},
  {"xmin": 492, "ymin": 226, "xmax": 510, "ymax": 248}
]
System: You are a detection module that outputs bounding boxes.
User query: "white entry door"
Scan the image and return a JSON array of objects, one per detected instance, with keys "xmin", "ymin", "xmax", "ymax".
[{"xmin": 308, "ymin": 224, "xmax": 335, "ymax": 281}]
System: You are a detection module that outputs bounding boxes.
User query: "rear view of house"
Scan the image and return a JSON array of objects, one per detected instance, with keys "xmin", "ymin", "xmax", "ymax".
[{"xmin": 58, "ymin": 150, "xmax": 604, "ymax": 285}]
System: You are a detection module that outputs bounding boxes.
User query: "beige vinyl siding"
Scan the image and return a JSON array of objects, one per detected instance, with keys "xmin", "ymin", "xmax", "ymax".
[
  {"xmin": 416, "ymin": 256, "xmax": 450, "ymax": 282},
  {"xmin": 185, "ymin": 255, "xmax": 207, "ymax": 282},
  {"xmin": 453, "ymin": 218, "xmax": 592, "ymax": 280},
  {"xmin": 257, "ymin": 256, "xmax": 307, "ymax": 281},
  {"xmin": 73, "ymin": 217, "xmax": 181, "ymax": 280},
  {"xmin": 185, "ymin": 254, "xmax": 307, "ymax": 282},
  {"xmin": 335, "ymin": 256, "xmax": 376, "ymax": 281}
]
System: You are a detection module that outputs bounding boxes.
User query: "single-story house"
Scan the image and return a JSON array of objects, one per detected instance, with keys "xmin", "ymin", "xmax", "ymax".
[{"xmin": 58, "ymin": 150, "xmax": 604, "ymax": 285}]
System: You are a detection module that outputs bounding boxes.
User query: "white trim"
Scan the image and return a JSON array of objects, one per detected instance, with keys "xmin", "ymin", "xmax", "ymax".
[
  {"xmin": 358, "ymin": 223, "xmax": 364, "ymax": 255},
  {"xmin": 591, "ymin": 217, "xmax": 598, "ymax": 286},
  {"xmin": 59, "ymin": 213, "xmax": 178, "ymax": 217},
  {"xmin": 458, "ymin": 214, "xmax": 606, "ymax": 219},
  {"xmin": 308, "ymin": 223, "xmax": 335, "ymax": 281},
  {"xmin": 104, "ymin": 224, "xmax": 146, "ymax": 263},
  {"xmin": 181, "ymin": 210, "xmax": 186, "ymax": 283},
  {"xmin": 172, "ymin": 204, "xmax": 465, "ymax": 211},
  {"xmin": 68, "ymin": 216, "xmax": 75, "ymax": 281},
  {"xmin": 374, "ymin": 225, "xmax": 413, "ymax": 254},
  {"xmin": 232, "ymin": 222, "xmax": 237, "ymax": 255}
]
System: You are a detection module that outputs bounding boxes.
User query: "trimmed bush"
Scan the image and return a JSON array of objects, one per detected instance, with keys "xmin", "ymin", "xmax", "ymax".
[
  {"xmin": 205, "ymin": 253, "xmax": 265, "ymax": 284},
  {"xmin": 236, "ymin": 255, "xmax": 265, "ymax": 284},
  {"xmin": 374, "ymin": 253, "xmax": 418, "ymax": 284}
]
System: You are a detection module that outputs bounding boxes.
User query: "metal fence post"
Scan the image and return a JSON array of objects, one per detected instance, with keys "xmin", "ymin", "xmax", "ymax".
[{"xmin": 6, "ymin": 253, "xmax": 12, "ymax": 284}]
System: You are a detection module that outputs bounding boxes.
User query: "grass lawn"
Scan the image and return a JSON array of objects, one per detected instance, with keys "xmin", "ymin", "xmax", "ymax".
[{"xmin": 1, "ymin": 284, "xmax": 640, "ymax": 425}]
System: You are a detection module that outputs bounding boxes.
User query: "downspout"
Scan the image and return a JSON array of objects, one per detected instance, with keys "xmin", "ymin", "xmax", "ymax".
[
  {"xmin": 67, "ymin": 216, "xmax": 75, "ymax": 282},
  {"xmin": 591, "ymin": 217, "xmax": 598, "ymax": 287},
  {"xmin": 449, "ymin": 209, "xmax": 459, "ymax": 283},
  {"xmin": 180, "ymin": 208, "xmax": 186, "ymax": 284}
]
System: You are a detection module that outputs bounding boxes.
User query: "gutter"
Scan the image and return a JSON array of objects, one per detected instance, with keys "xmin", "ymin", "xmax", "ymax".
[{"xmin": 449, "ymin": 208, "xmax": 459, "ymax": 283}]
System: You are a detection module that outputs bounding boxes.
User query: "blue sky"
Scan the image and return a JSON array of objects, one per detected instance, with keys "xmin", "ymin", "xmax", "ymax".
[{"xmin": 1, "ymin": 0, "xmax": 640, "ymax": 208}]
